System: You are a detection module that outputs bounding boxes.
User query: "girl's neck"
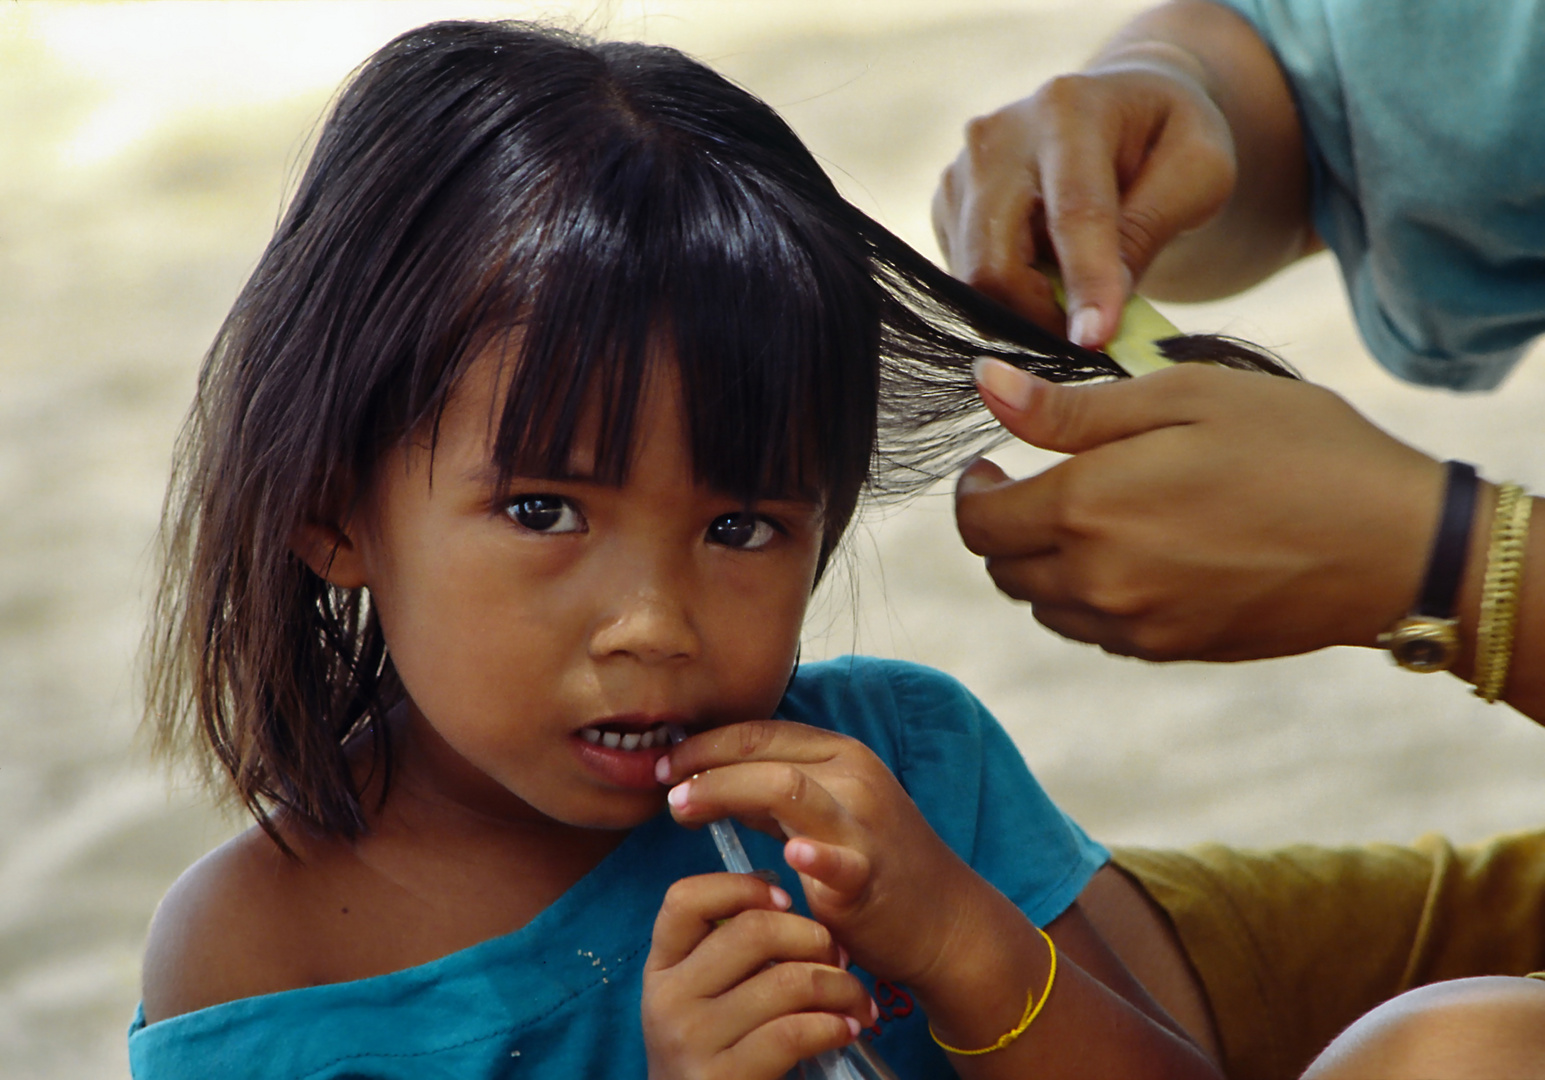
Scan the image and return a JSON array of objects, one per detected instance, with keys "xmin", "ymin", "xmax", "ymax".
[{"xmin": 293, "ymin": 712, "xmax": 632, "ymax": 983}]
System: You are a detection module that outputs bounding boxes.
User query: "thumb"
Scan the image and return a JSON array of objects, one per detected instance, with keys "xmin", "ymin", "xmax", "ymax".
[
  {"xmin": 972, "ymin": 357, "xmax": 1197, "ymax": 453},
  {"xmin": 955, "ymin": 456, "xmax": 1012, "ymax": 496}
]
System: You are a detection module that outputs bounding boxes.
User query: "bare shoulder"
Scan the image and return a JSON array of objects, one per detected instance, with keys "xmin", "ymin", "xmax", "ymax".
[{"xmin": 141, "ymin": 825, "xmax": 329, "ymax": 1024}]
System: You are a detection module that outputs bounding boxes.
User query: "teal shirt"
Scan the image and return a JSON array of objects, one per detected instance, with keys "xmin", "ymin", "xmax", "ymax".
[
  {"xmin": 128, "ymin": 657, "xmax": 1108, "ymax": 1079},
  {"xmin": 1221, "ymin": 0, "xmax": 1545, "ymax": 389}
]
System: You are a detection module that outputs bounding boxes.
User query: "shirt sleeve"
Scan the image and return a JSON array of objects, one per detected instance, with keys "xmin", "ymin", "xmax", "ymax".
[
  {"xmin": 782, "ymin": 657, "xmax": 1108, "ymax": 928},
  {"xmin": 1213, "ymin": 0, "xmax": 1545, "ymax": 390}
]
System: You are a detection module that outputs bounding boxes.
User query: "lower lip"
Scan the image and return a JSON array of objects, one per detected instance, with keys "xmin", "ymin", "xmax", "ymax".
[{"xmin": 570, "ymin": 735, "xmax": 670, "ymax": 791}]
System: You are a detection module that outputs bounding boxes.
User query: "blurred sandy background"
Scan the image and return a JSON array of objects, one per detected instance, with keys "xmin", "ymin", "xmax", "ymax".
[{"xmin": 3, "ymin": 1, "xmax": 1543, "ymax": 1076}]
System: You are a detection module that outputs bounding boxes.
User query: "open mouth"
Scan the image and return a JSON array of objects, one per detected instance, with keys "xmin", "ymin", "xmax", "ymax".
[{"xmin": 575, "ymin": 722, "xmax": 672, "ymax": 751}]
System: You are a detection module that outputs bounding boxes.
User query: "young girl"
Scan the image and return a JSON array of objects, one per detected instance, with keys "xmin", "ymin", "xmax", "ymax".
[{"xmin": 133, "ymin": 21, "xmax": 1274, "ymax": 1078}]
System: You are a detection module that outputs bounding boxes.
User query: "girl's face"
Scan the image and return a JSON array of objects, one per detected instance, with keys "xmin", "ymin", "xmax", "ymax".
[{"xmin": 337, "ymin": 351, "xmax": 824, "ymax": 830}]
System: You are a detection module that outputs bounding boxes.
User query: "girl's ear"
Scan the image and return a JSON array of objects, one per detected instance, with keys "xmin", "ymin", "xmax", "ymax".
[{"xmin": 290, "ymin": 520, "xmax": 368, "ymax": 589}]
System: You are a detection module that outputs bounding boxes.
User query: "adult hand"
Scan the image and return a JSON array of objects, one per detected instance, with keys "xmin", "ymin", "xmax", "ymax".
[
  {"xmin": 932, "ymin": 59, "xmax": 1234, "ymax": 347},
  {"xmin": 931, "ymin": 1, "xmax": 1315, "ymax": 347},
  {"xmin": 955, "ymin": 360, "xmax": 1446, "ymax": 662}
]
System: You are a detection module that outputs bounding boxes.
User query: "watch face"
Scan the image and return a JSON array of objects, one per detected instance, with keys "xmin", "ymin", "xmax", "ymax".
[{"xmin": 1385, "ymin": 618, "xmax": 1461, "ymax": 673}]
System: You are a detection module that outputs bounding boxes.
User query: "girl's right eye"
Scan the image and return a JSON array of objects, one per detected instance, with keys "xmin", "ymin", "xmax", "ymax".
[{"xmin": 504, "ymin": 495, "xmax": 586, "ymax": 534}]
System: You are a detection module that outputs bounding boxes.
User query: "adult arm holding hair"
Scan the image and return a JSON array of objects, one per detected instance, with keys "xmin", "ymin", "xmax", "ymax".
[
  {"xmin": 938, "ymin": 0, "xmax": 1545, "ymax": 720},
  {"xmin": 954, "ymin": 360, "xmax": 1545, "ymax": 723}
]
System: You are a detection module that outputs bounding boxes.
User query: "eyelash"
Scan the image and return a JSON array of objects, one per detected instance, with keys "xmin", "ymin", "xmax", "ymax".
[
  {"xmin": 706, "ymin": 512, "xmax": 782, "ymax": 551},
  {"xmin": 502, "ymin": 497, "xmax": 783, "ymax": 551},
  {"xmin": 504, "ymin": 495, "xmax": 585, "ymax": 534}
]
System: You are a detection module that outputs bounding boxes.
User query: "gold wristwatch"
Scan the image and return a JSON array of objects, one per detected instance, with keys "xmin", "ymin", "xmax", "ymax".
[{"xmin": 1378, "ymin": 615, "xmax": 1462, "ymax": 673}]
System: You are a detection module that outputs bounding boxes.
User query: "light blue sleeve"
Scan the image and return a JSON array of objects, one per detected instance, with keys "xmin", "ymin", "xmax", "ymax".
[
  {"xmin": 1216, "ymin": 0, "xmax": 1545, "ymax": 390},
  {"xmin": 782, "ymin": 657, "xmax": 1108, "ymax": 928}
]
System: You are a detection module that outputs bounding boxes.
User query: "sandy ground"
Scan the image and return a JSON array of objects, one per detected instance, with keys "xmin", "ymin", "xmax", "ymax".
[{"xmin": 3, "ymin": 2, "xmax": 1544, "ymax": 1076}]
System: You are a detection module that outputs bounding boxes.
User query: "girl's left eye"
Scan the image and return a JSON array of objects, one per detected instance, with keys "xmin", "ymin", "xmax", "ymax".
[
  {"xmin": 707, "ymin": 512, "xmax": 778, "ymax": 550},
  {"xmin": 505, "ymin": 495, "xmax": 586, "ymax": 534}
]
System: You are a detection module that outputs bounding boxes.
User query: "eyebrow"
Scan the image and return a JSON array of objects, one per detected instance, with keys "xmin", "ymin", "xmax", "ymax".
[{"xmin": 465, "ymin": 461, "xmax": 824, "ymax": 505}]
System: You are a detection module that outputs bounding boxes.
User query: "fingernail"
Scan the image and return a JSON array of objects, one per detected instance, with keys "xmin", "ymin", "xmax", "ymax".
[
  {"xmin": 972, "ymin": 357, "xmax": 1036, "ymax": 411},
  {"xmin": 785, "ymin": 838, "xmax": 815, "ymax": 868},
  {"xmin": 837, "ymin": 945, "xmax": 850, "ymax": 969},
  {"xmin": 769, "ymin": 885, "xmax": 792, "ymax": 910},
  {"xmin": 1069, "ymin": 306, "xmax": 1104, "ymax": 348},
  {"xmin": 869, "ymin": 997, "xmax": 879, "ymax": 1024},
  {"xmin": 955, "ymin": 458, "xmax": 1001, "ymax": 495},
  {"xmin": 654, "ymin": 755, "xmax": 671, "ymax": 783},
  {"xmin": 667, "ymin": 781, "xmax": 690, "ymax": 810},
  {"xmin": 845, "ymin": 1016, "xmax": 862, "ymax": 1039}
]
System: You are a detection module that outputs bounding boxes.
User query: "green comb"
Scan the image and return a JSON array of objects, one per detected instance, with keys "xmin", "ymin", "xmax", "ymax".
[{"xmin": 1042, "ymin": 268, "xmax": 1178, "ymax": 377}]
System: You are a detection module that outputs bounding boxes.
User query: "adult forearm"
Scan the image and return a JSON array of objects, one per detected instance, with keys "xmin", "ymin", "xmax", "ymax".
[{"xmin": 1088, "ymin": 0, "xmax": 1320, "ymax": 300}]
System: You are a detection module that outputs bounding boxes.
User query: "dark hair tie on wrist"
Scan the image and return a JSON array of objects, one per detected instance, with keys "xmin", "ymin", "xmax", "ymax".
[
  {"xmin": 1417, "ymin": 461, "xmax": 1480, "ymax": 620},
  {"xmin": 1379, "ymin": 460, "xmax": 1478, "ymax": 672}
]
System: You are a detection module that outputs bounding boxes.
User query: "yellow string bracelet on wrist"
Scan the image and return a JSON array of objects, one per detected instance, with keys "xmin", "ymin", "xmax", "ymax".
[
  {"xmin": 1474, "ymin": 483, "xmax": 1532, "ymax": 703},
  {"xmin": 929, "ymin": 925, "xmax": 1057, "ymax": 1057}
]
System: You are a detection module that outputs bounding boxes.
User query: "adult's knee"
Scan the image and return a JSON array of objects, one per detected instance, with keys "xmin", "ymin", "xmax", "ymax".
[{"xmin": 1303, "ymin": 976, "xmax": 1545, "ymax": 1080}]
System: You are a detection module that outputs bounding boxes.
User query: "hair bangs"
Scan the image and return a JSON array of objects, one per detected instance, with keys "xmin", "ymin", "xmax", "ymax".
[{"xmin": 486, "ymin": 96, "xmax": 879, "ymax": 539}]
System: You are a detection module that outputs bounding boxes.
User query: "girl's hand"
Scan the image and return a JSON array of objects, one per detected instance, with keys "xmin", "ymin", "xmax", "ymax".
[
  {"xmin": 642, "ymin": 872, "xmax": 875, "ymax": 1080},
  {"xmin": 657, "ymin": 722, "xmax": 996, "ymax": 996}
]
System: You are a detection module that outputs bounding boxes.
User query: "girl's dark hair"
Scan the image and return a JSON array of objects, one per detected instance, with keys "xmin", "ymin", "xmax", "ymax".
[{"xmin": 147, "ymin": 20, "xmax": 1291, "ymax": 844}]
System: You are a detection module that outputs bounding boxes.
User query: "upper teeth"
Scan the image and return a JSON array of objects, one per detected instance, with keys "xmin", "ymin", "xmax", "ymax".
[{"xmin": 579, "ymin": 724, "xmax": 669, "ymax": 750}]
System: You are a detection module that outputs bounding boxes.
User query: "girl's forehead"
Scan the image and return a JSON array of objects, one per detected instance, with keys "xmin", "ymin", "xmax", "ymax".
[{"xmin": 442, "ymin": 342, "xmax": 677, "ymax": 474}]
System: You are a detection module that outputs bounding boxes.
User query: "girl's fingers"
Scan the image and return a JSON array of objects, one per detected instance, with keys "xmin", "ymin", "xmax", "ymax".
[
  {"xmin": 646, "ymin": 873, "xmax": 792, "ymax": 972},
  {"xmin": 721, "ymin": 1012, "xmax": 860, "ymax": 1080},
  {"xmin": 672, "ymin": 906, "xmax": 847, "ymax": 999},
  {"xmin": 659, "ymin": 720, "xmax": 843, "ymax": 783},
  {"xmin": 784, "ymin": 837, "xmax": 872, "ymax": 905},
  {"xmin": 667, "ymin": 760, "xmax": 851, "ymax": 848},
  {"xmin": 717, "ymin": 962, "xmax": 875, "ymax": 1053}
]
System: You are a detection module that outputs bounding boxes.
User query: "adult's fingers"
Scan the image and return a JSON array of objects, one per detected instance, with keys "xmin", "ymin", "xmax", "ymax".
[
  {"xmin": 647, "ymin": 873, "xmax": 792, "ymax": 973},
  {"xmin": 954, "ymin": 360, "xmax": 1223, "ymax": 562},
  {"xmin": 970, "ymin": 358, "xmax": 1214, "ymax": 455},
  {"xmin": 1034, "ymin": 77, "xmax": 1129, "ymax": 346},
  {"xmin": 933, "ymin": 108, "xmax": 1064, "ymax": 331},
  {"xmin": 1109, "ymin": 106, "xmax": 1236, "ymax": 283},
  {"xmin": 1049, "ymin": 71, "xmax": 1236, "ymax": 334},
  {"xmin": 954, "ymin": 460, "xmax": 1065, "ymax": 561}
]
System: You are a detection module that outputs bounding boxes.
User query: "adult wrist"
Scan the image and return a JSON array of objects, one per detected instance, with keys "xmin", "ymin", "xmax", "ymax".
[
  {"xmin": 1473, "ymin": 484, "xmax": 1534, "ymax": 702},
  {"xmin": 1378, "ymin": 461, "xmax": 1479, "ymax": 672},
  {"xmin": 1085, "ymin": 40, "xmax": 1212, "ymax": 96}
]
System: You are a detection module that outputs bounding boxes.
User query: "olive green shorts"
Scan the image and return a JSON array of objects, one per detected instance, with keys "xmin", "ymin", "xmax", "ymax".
[{"xmin": 1114, "ymin": 831, "xmax": 1545, "ymax": 1080}]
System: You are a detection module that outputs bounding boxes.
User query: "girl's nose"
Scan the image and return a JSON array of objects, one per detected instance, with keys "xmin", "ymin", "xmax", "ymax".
[{"xmin": 588, "ymin": 587, "xmax": 700, "ymax": 664}]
